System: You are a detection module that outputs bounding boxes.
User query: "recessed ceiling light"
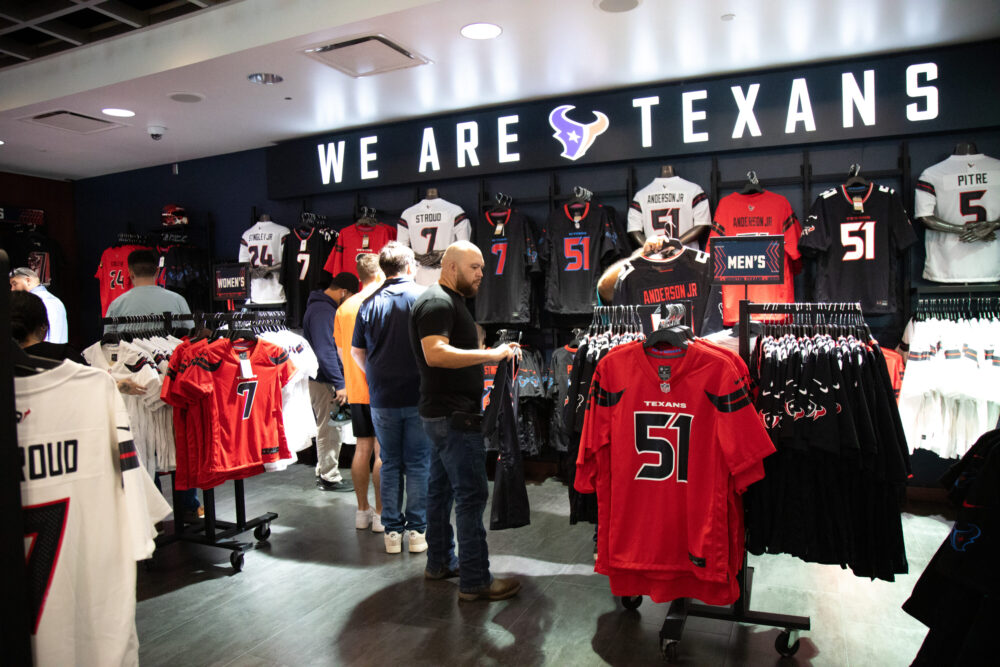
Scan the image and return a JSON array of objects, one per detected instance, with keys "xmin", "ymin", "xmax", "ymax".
[
  {"xmin": 0, "ymin": 139, "xmax": 5, "ymax": 146},
  {"xmin": 169, "ymin": 92, "xmax": 205, "ymax": 103},
  {"xmin": 721, "ymin": 13, "xmax": 736, "ymax": 21},
  {"xmin": 460, "ymin": 23, "xmax": 502, "ymax": 40},
  {"xmin": 594, "ymin": 0, "xmax": 641, "ymax": 12},
  {"xmin": 248, "ymin": 72, "xmax": 284, "ymax": 85},
  {"xmin": 102, "ymin": 108, "xmax": 135, "ymax": 118}
]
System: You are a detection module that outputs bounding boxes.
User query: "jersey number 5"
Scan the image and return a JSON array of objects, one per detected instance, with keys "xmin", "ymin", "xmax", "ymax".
[
  {"xmin": 960, "ymin": 190, "xmax": 987, "ymax": 222},
  {"xmin": 634, "ymin": 412, "xmax": 692, "ymax": 482},
  {"xmin": 237, "ymin": 380, "xmax": 258, "ymax": 420}
]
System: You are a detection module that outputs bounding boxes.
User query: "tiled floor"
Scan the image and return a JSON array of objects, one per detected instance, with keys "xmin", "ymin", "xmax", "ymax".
[{"xmin": 137, "ymin": 465, "xmax": 950, "ymax": 666}]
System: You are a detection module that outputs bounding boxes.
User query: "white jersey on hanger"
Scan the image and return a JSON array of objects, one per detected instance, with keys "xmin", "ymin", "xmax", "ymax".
[
  {"xmin": 16, "ymin": 361, "xmax": 171, "ymax": 667},
  {"xmin": 627, "ymin": 176, "xmax": 711, "ymax": 248},
  {"xmin": 398, "ymin": 198, "xmax": 470, "ymax": 286},
  {"xmin": 239, "ymin": 220, "xmax": 291, "ymax": 303},
  {"xmin": 915, "ymin": 153, "xmax": 1000, "ymax": 283},
  {"xmin": 261, "ymin": 329, "xmax": 319, "ymax": 454}
]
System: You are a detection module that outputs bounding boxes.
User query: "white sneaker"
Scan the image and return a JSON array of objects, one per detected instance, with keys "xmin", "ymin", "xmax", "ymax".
[
  {"xmin": 371, "ymin": 512, "xmax": 385, "ymax": 533},
  {"xmin": 355, "ymin": 508, "xmax": 374, "ymax": 530},
  {"xmin": 384, "ymin": 531, "xmax": 402, "ymax": 554},
  {"xmin": 407, "ymin": 530, "xmax": 428, "ymax": 553}
]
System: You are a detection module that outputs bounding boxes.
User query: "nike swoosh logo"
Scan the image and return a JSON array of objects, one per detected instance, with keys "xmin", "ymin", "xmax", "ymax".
[{"xmin": 117, "ymin": 426, "xmax": 131, "ymax": 432}]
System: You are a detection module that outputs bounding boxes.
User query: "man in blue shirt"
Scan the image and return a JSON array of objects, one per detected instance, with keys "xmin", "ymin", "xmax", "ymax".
[
  {"xmin": 303, "ymin": 271, "xmax": 359, "ymax": 492},
  {"xmin": 10, "ymin": 267, "xmax": 68, "ymax": 343},
  {"xmin": 351, "ymin": 242, "xmax": 431, "ymax": 555}
]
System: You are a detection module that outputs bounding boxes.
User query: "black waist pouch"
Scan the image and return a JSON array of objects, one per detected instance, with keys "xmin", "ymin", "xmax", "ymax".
[{"xmin": 451, "ymin": 411, "xmax": 483, "ymax": 432}]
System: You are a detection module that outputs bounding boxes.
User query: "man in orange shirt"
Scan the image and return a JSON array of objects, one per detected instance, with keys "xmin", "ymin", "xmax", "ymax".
[{"xmin": 334, "ymin": 253, "xmax": 385, "ymax": 532}]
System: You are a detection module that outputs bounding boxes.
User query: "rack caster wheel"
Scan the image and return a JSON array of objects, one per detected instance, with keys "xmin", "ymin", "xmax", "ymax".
[
  {"xmin": 660, "ymin": 639, "xmax": 679, "ymax": 662},
  {"xmin": 254, "ymin": 522, "xmax": 271, "ymax": 542},
  {"xmin": 230, "ymin": 551, "xmax": 245, "ymax": 572},
  {"xmin": 775, "ymin": 629, "xmax": 801, "ymax": 657},
  {"xmin": 620, "ymin": 595, "xmax": 643, "ymax": 610}
]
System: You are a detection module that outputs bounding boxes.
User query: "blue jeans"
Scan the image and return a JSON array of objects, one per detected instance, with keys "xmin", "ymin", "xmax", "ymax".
[
  {"xmin": 421, "ymin": 416, "xmax": 491, "ymax": 592},
  {"xmin": 371, "ymin": 406, "xmax": 431, "ymax": 534}
]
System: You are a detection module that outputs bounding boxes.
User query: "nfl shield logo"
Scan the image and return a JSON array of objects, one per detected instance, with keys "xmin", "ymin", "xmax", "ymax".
[
  {"xmin": 748, "ymin": 204, "xmax": 755, "ymax": 211},
  {"xmin": 660, "ymin": 382, "xmax": 671, "ymax": 393}
]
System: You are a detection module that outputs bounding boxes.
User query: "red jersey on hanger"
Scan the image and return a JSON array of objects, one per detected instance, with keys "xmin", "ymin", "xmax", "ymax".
[
  {"xmin": 96, "ymin": 244, "xmax": 150, "ymax": 316},
  {"xmin": 324, "ymin": 222, "xmax": 396, "ymax": 278}
]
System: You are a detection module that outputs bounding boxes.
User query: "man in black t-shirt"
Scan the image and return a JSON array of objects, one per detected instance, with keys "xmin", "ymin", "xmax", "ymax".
[{"xmin": 410, "ymin": 241, "xmax": 521, "ymax": 601}]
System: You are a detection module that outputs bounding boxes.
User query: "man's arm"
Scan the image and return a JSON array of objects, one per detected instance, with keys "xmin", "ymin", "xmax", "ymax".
[
  {"xmin": 350, "ymin": 346, "xmax": 367, "ymax": 374},
  {"xmin": 420, "ymin": 335, "xmax": 516, "ymax": 369},
  {"xmin": 596, "ymin": 236, "xmax": 673, "ymax": 303}
]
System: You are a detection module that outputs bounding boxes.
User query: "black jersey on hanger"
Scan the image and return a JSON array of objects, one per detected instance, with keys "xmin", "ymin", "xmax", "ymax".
[
  {"xmin": 474, "ymin": 209, "xmax": 540, "ymax": 325},
  {"xmin": 541, "ymin": 203, "xmax": 621, "ymax": 315},
  {"xmin": 281, "ymin": 226, "xmax": 338, "ymax": 328},
  {"xmin": 799, "ymin": 183, "xmax": 916, "ymax": 313}
]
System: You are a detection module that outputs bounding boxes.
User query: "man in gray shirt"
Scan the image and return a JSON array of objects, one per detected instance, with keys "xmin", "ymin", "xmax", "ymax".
[{"xmin": 104, "ymin": 248, "xmax": 190, "ymax": 332}]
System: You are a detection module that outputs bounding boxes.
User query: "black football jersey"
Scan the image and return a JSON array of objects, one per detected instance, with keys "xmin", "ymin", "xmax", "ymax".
[
  {"xmin": 541, "ymin": 203, "xmax": 621, "ymax": 315},
  {"xmin": 281, "ymin": 226, "xmax": 338, "ymax": 328},
  {"xmin": 799, "ymin": 183, "xmax": 916, "ymax": 313},
  {"xmin": 474, "ymin": 209, "xmax": 541, "ymax": 324},
  {"xmin": 547, "ymin": 345, "xmax": 577, "ymax": 453},
  {"xmin": 612, "ymin": 248, "xmax": 723, "ymax": 335}
]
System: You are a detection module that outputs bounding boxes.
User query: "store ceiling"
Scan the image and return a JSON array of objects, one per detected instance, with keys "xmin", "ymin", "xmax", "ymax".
[{"xmin": 0, "ymin": 0, "xmax": 998, "ymax": 182}]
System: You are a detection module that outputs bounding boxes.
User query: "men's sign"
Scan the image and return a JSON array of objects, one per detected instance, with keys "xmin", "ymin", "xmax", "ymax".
[
  {"xmin": 213, "ymin": 263, "xmax": 250, "ymax": 301},
  {"xmin": 266, "ymin": 40, "xmax": 999, "ymax": 198},
  {"xmin": 711, "ymin": 236, "xmax": 784, "ymax": 285}
]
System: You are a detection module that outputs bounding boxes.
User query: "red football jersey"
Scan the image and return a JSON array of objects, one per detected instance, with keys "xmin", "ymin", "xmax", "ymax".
[
  {"xmin": 169, "ymin": 339, "xmax": 296, "ymax": 479},
  {"xmin": 882, "ymin": 347, "xmax": 905, "ymax": 402},
  {"xmin": 708, "ymin": 191, "xmax": 802, "ymax": 325},
  {"xmin": 324, "ymin": 222, "xmax": 396, "ymax": 278},
  {"xmin": 576, "ymin": 339, "xmax": 774, "ymax": 605},
  {"xmin": 95, "ymin": 245, "xmax": 150, "ymax": 316}
]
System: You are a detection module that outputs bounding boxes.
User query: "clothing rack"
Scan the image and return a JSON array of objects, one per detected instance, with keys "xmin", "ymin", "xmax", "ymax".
[{"xmin": 100, "ymin": 311, "xmax": 277, "ymax": 572}]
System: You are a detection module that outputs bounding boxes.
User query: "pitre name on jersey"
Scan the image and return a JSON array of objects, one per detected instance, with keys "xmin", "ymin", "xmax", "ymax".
[
  {"xmin": 647, "ymin": 192, "xmax": 686, "ymax": 204},
  {"xmin": 957, "ymin": 172, "xmax": 989, "ymax": 186},
  {"xmin": 20, "ymin": 440, "xmax": 79, "ymax": 481}
]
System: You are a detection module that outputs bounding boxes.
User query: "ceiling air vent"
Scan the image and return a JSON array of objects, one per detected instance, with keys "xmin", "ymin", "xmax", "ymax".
[
  {"xmin": 302, "ymin": 33, "xmax": 430, "ymax": 78},
  {"xmin": 22, "ymin": 110, "xmax": 125, "ymax": 134}
]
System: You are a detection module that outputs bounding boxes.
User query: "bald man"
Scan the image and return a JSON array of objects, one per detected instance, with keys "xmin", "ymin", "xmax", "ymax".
[{"xmin": 409, "ymin": 241, "xmax": 522, "ymax": 601}]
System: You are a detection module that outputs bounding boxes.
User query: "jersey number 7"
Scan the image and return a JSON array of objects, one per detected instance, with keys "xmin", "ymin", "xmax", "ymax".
[
  {"xmin": 23, "ymin": 498, "xmax": 69, "ymax": 633},
  {"xmin": 237, "ymin": 380, "xmax": 258, "ymax": 420},
  {"xmin": 634, "ymin": 412, "xmax": 692, "ymax": 482}
]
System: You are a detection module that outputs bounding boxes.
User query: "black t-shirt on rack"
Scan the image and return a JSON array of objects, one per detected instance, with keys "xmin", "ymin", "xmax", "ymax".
[
  {"xmin": 474, "ymin": 209, "xmax": 540, "ymax": 325},
  {"xmin": 410, "ymin": 283, "xmax": 484, "ymax": 418},
  {"xmin": 799, "ymin": 183, "xmax": 917, "ymax": 313},
  {"xmin": 281, "ymin": 226, "xmax": 338, "ymax": 328},
  {"xmin": 541, "ymin": 202, "xmax": 621, "ymax": 315}
]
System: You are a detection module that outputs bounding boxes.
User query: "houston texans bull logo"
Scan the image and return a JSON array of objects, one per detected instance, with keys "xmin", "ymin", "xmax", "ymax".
[{"xmin": 548, "ymin": 105, "xmax": 610, "ymax": 161}]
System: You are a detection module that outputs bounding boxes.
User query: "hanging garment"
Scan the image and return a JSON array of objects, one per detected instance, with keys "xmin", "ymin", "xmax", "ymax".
[
  {"xmin": 239, "ymin": 219, "xmax": 291, "ymax": 304},
  {"xmin": 474, "ymin": 208, "xmax": 541, "ymax": 325},
  {"xmin": 484, "ymin": 356, "xmax": 531, "ymax": 530},
  {"xmin": 398, "ymin": 198, "xmax": 470, "ymax": 286}
]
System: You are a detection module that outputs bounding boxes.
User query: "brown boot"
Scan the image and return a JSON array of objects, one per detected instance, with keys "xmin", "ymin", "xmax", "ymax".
[{"xmin": 458, "ymin": 577, "xmax": 521, "ymax": 602}]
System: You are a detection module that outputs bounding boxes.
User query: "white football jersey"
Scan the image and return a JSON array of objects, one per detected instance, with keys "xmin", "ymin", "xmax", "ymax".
[
  {"xmin": 915, "ymin": 153, "xmax": 1000, "ymax": 282},
  {"xmin": 239, "ymin": 220, "xmax": 291, "ymax": 303},
  {"xmin": 16, "ymin": 362, "xmax": 171, "ymax": 667},
  {"xmin": 261, "ymin": 330, "xmax": 319, "ymax": 454},
  {"xmin": 398, "ymin": 198, "xmax": 470, "ymax": 286},
  {"xmin": 627, "ymin": 176, "xmax": 711, "ymax": 247}
]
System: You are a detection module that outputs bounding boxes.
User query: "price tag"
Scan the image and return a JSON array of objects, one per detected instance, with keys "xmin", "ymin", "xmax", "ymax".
[
  {"xmin": 158, "ymin": 256, "xmax": 165, "ymax": 268},
  {"xmin": 852, "ymin": 196, "xmax": 864, "ymax": 213},
  {"xmin": 238, "ymin": 354, "xmax": 254, "ymax": 379},
  {"xmin": 494, "ymin": 224, "xmax": 504, "ymax": 236},
  {"xmin": 300, "ymin": 239, "xmax": 308, "ymax": 251},
  {"xmin": 361, "ymin": 235, "xmax": 370, "ymax": 249}
]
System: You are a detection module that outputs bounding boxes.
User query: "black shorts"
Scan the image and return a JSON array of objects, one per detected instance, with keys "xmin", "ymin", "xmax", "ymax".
[{"xmin": 350, "ymin": 403, "xmax": 375, "ymax": 438}]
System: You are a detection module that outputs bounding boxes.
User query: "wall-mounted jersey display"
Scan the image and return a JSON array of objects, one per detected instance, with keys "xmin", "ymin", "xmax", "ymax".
[
  {"xmin": 16, "ymin": 362, "xmax": 170, "ymax": 667},
  {"xmin": 238, "ymin": 219, "xmax": 290, "ymax": 304},
  {"xmin": 800, "ymin": 183, "xmax": 916, "ymax": 313},
  {"xmin": 398, "ymin": 197, "xmax": 470, "ymax": 286},
  {"xmin": 915, "ymin": 153, "xmax": 1000, "ymax": 283},
  {"xmin": 541, "ymin": 202, "xmax": 621, "ymax": 315},
  {"xmin": 95, "ymin": 243, "xmax": 150, "ymax": 316},
  {"xmin": 708, "ymin": 190, "xmax": 803, "ymax": 326},
  {"xmin": 474, "ymin": 209, "xmax": 540, "ymax": 325},
  {"xmin": 612, "ymin": 247, "xmax": 722, "ymax": 335},
  {"xmin": 324, "ymin": 220, "xmax": 395, "ymax": 278},
  {"xmin": 281, "ymin": 225, "xmax": 338, "ymax": 328},
  {"xmin": 627, "ymin": 176, "xmax": 711, "ymax": 245}
]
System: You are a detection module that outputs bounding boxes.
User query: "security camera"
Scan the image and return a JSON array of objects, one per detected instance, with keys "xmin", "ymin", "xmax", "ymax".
[{"xmin": 148, "ymin": 125, "xmax": 167, "ymax": 141}]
